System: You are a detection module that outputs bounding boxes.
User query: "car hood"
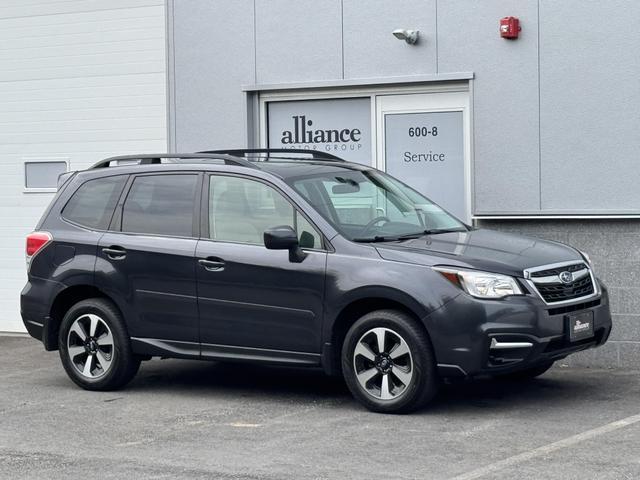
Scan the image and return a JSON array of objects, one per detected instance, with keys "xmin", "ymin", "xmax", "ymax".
[{"xmin": 374, "ymin": 228, "xmax": 583, "ymax": 278}]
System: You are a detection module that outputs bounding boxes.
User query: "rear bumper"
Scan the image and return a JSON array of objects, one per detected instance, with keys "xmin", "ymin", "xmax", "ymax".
[
  {"xmin": 22, "ymin": 316, "xmax": 45, "ymax": 340},
  {"xmin": 21, "ymin": 277, "xmax": 64, "ymax": 350},
  {"xmin": 427, "ymin": 283, "xmax": 612, "ymax": 378}
]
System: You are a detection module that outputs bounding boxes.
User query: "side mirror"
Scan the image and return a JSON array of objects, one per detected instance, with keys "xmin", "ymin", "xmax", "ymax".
[{"xmin": 263, "ymin": 225, "xmax": 306, "ymax": 262}]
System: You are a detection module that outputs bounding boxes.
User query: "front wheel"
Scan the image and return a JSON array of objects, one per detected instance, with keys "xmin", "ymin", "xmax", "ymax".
[
  {"xmin": 58, "ymin": 298, "xmax": 140, "ymax": 391},
  {"xmin": 341, "ymin": 310, "xmax": 439, "ymax": 414}
]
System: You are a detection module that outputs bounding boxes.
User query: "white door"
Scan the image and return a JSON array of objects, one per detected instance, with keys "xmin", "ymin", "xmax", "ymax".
[{"xmin": 376, "ymin": 92, "xmax": 471, "ymax": 222}]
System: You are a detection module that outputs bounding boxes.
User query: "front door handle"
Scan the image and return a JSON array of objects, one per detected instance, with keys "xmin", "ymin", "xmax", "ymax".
[
  {"xmin": 102, "ymin": 246, "xmax": 126, "ymax": 260},
  {"xmin": 198, "ymin": 258, "xmax": 225, "ymax": 271}
]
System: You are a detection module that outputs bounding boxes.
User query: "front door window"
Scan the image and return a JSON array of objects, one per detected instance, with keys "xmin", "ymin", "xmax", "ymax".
[{"xmin": 208, "ymin": 175, "xmax": 322, "ymax": 249}]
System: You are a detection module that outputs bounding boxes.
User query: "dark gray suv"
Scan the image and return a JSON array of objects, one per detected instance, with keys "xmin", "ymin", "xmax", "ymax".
[{"xmin": 21, "ymin": 149, "xmax": 612, "ymax": 413}]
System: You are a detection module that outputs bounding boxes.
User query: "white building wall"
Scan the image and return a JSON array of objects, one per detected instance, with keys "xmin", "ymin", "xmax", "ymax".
[{"xmin": 0, "ymin": 0, "xmax": 167, "ymax": 332}]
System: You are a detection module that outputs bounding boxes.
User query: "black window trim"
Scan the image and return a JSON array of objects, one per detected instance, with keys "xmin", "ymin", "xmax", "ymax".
[
  {"xmin": 202, "ymin": 172, "xmax": 330, "ymax": 252},
  {"xmin": 60, "ymin": 173, "xmax": 130, "ymax": 232},
  {"xmin": 111, "ymin": 171, "xmax": 203, "ymax": 240}
]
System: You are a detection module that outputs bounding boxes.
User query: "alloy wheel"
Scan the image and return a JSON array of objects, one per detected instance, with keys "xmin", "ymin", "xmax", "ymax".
[
  {"xmin": 67, "ymin": 313, "xmax": 114, "ymax": 379},
  {"xmin": 353, "ymin": 327, "xmax": 414, "ymax": 400}
]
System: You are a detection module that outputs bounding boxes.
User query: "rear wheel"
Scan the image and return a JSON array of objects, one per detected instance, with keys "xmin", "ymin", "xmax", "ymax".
[
  {"xmin": 58, "ymin": 298, "xmax": 140, "ymax": 391},
  {"xmin": 341, "ymin": 310, "xmax": 439, "ymax": 414}
]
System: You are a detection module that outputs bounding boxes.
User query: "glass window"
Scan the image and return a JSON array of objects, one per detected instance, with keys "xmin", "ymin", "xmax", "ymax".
[
  {"xmin": 209, "ymin": 176, "xmax": 321, "ymax": 247},
  {"xmin": 62, "ymin": 175, "xmax": 127, "ymax": 230},
  {"xmin": 25, "ymin": 161, "xmax": 67, "ymax": 189},
  {"xmin": 320, "ymin": 177, "xmax": 379, "ymax": 226},
  {"xmin": 296, "ymin": 211, "xmax": 322, "ymax": 249},
  {"xmin": 288, "ymin": 169, "xmax": 467, "ymax": 242},
  {"xmin": 122, "ymin": 174, "xmax": 197, "ymax": 237}
]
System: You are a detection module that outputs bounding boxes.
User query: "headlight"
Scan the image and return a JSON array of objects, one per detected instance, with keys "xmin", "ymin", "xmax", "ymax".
[{"xmin": 434, "ymin": 267, "xmax": 523, "ymax": 299}]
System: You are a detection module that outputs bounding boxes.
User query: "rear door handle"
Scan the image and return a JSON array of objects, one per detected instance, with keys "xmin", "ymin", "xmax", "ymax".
[
  {"xmin": 198, "ymin": 258, "xmax": 225, "ymax": 271},
  {"xmin": 102, "ymin": 246, "xmax": 126, "ymax": 260}
]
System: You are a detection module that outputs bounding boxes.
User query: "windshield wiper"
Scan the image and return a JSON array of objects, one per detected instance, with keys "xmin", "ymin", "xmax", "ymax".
[
  {"xmin": 352, "ymin": 235, "xmax": 398, "ymax": 243},
  {"xmin": 353, "ymin": 228, "xmax": 467, "ymax": 243},
  {"xmin": 395, "ymin": 228, "xmax": 467, "ymax": 239}
]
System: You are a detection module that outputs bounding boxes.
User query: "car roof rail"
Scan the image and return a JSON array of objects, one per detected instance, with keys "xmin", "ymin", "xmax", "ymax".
[
  {"xmin": 90, "ymin": 153, "xmax": 259, "ymax": 170},
  {"xmin": 200, "ymin": 148, "xmax": 346, "ymax": 162}
]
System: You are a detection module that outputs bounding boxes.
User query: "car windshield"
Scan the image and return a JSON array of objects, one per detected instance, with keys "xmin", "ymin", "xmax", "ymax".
[{"xmin": 286, "ymin": 168, "xmax": 468, "ymax": 242}]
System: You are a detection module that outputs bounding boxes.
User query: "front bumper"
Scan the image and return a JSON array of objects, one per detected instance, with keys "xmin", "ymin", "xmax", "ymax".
[{"xmin": 426, "ymin": 283, "xmax": 612, "ymax": 378}]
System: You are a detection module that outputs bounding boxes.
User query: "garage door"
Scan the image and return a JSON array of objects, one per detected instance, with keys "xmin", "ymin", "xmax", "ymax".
[{"xmin": 0, "ymin": 0, "xmax": 168, "ymax": 332}]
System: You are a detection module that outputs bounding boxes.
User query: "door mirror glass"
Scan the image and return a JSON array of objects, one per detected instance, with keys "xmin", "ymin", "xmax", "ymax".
[{"xmin": 263, "ymin": 225, "xmax": 298, "ymax": 250}]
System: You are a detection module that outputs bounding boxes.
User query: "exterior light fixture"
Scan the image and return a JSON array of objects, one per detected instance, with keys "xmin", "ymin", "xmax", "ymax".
[{"xmin": 392, "ymin": 29, "xmax": 419, "ymax": 45}]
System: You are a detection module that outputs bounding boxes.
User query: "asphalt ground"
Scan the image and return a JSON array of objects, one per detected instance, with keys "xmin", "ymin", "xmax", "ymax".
[{"xmin": 1, "ymin": 335, "xmax": 639, "ymax": 479}]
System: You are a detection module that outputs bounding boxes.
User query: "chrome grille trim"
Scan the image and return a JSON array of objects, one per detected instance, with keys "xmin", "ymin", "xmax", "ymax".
[
  {"xmin": 523, "ymin": 260, "xmax": 599, "ymax": 306},
  {"xmin": 531, "ymin": 268, "xmax": 590, "ymax": 284}
]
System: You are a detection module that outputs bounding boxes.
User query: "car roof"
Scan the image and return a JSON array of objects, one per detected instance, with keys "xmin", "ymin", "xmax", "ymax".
[
  {"xmin": 255, "ymin": 159, "xmax": 372, "ymax": 179},
  {"xmin": 82, "ymin": 150, "xmax": 373, "ymax": 182}
]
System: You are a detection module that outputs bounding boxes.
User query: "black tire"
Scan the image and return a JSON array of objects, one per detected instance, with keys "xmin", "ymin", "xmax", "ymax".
[
  {"xmin": 495, "ymin": 361, "xmax": 555, "ymax": 381},
  {"xmin": 58, "ymin": 298, "xmax": 140, "ymax": 391},
  {"xmin": 341, "ymin": 309, "xmax": 439, "ymax": 414}
]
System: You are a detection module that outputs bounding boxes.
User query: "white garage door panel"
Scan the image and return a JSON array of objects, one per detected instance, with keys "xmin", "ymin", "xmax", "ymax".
[
  {"xmin": 3, "ymin": 141, "xmax": 167, "ymax": 157},
  {"xmin": 0, "ymin": 72, "xmax": 165, "ymax": 93},
  {"xmin": 0, "ymin": 7, "xmax": 164, "ymax": 41},
  {"xmin": 3, "ymin": 49, "xmax": 165, "ymax": 71},
  {"xmin": 2, "ymin": 61, "xmax": 165, "ymax": 83},
  {"xmin": 0, "ymin": 38, "xmax": 165, "ymax": 61},
  {"xmin": 3, "ymin": 116, "xmax": 166, "ymax": 135},
  {"xmin": 1, "ymin": 84, "xmax": 166, "ymax": 104},
  {"xmin": 0, "ymin": 0, "xmax": 162, "ymax": 19},
  {"xmin": 2, "ymin": 128, "xmax": 164, "ymax": 145},
  {"xmin": 1, "ymin": 93, "xmax": 165, "ymax": 113},
  {"xmin": 5, "ymin": 106, "xmax": 166, "ymax": 124},
  {"xmin": 0, "ymin": 2, "xmax": 167, "ymax": 332},
  {"xmin": 0, "ymin": 15, "xmax": 164, "ymax": 44}
]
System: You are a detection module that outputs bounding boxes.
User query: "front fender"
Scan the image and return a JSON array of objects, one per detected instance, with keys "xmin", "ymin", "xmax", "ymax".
[{"xmin": 322, "ymin": 251, "xmax": 461, "ymax": 344}]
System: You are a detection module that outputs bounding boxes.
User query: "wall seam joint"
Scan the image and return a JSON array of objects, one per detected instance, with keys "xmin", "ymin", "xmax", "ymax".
[
  {"xmin": 340, "ymin": 0, "xmax": 345, "ymax": 79},
  {"xmin": 537, "ymin": 0, "xmax": 542, "ymax": 211},
  {"xmin": 253, "ymin": 0, "xmax": 257, "ymax": 85},
  {"xmin": 435, "ymin": 0, "xmax": 438, "ymax": 74}
]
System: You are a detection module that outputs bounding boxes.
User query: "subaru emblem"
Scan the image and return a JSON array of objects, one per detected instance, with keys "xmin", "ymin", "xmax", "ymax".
[{"xmin": 559, "ymin": 271, "xmax": 573, "ymax": 284}]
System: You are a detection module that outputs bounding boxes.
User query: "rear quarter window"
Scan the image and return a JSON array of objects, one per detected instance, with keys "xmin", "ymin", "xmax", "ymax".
[{"xmin": 62, "ymin": 175, "xmax": 127, "ymax": 230}]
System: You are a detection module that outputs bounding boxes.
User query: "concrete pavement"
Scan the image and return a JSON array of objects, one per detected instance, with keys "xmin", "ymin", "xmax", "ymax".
[{"xmin": 1, "ymin": 336, "xmax": 639, "ymax": 479}]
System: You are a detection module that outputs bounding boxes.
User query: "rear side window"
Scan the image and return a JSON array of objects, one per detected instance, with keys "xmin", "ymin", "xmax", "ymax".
[
  {"xmin": 121, "ymin": 174, "xmax": 198, "ymax": 237},
  {"xmin": 62, "ymin": 175, "xmax": 126, "ymax": 230}
]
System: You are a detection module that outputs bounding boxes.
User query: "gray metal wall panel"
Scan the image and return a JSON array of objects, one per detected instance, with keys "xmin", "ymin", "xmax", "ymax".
[
  {"xmin": 539, "ymin": 1, "xmax": 640, "ymax": 212},
  {"xmin": 342, "ymin": 0, "xmax": 436, "ymax": 78},
  {"xmin": 255, "ymin": 0, "xmax": 342, "ymax": 84},
  {"xmin": 438, "ymin": 0, "xmax": 540, "ymax": 214},
  {"xmin": 172, "ymin": 0, "xmax": 255, "ymax": 151}
]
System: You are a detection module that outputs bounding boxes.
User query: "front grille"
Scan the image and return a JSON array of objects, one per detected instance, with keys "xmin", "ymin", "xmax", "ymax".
[
  {"xmin": 527, "ymin": 262, "xmax": 596, "ymax": 304},
  {"xmin": 529, "ymin": 262, "xmax": 587, "ymax": 278},
  {"xmin": 534, "ymin": 274, "xmax": 594, "ymax": 303}
]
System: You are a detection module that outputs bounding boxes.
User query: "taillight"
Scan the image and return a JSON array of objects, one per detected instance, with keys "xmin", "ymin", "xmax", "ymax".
[{"xmin": 26, "ymin": 231, "xmax": 52, "ymax": 268}]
